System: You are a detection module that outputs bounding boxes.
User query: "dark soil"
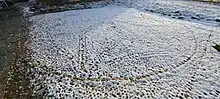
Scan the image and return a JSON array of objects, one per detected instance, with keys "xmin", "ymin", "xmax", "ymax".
[
  {"xmin": 0, "ymin": 7, "xmax": 22, "ymax": 97},
  {"xmin": 0, "ymin": 6, "xmax": 33, "ymax": 99},
  {"xmin": 29, "ymin": 0, "xmax": 111, "ymax": 15}
]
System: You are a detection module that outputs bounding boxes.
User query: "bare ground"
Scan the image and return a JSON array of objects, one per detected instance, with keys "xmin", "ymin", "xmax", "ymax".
[{"xmin": 0, "ymin": 6, "xmax": 32, "ymax": 98}]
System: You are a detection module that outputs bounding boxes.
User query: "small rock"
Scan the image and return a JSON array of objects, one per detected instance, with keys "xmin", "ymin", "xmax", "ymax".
[
  {"xmin": 149, "ymin": 9, "xmax": 154, "ymax": 12},
  {"xmin": 215, "ymin": 19, "xmax": 220, "ymax": 22},
  {"xmin": 212, "ymin": 43, "xmax": 220, "ymax": 52},
  {"xmin": 174, "ymin": 10, "xmax": 180, "ymax": 13},
  {"xmin": 191, "ymin": 16, "xmax": 199, "ymax": 20},
  {"xmin": 178, "ymin": 16, "xmax": 185, "ymax": 19},
  {"xmin": 173, "ymin": 14, "xmax": 179, "ymax": 16},
  {"xmin": 162, "ymin": 13, "xmax": 167, "ymax": 16}
]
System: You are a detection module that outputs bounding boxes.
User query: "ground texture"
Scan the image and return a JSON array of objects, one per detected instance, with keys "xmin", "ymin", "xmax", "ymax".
[
  {"xmin": 0, "ymin": 7, "xmax": 23, "ymax": 98},
  {"xmin": 26, "ymin": 0, "xmax": 220, "ymax": 98},
  {"xmin": 0, "ymin": 3, "xmax": 33, "ymax": 98}
]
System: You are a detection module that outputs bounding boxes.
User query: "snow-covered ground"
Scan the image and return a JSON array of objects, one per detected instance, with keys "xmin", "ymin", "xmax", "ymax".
[
  {"xmin": 27, "ymin": 0, "xmax": 220, "ymax": 98},
  {"xmin": 115, "ymin": 0, "xmax": 220, "ymax": 26}
]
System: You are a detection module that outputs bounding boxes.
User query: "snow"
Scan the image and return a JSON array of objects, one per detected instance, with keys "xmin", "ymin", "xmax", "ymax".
[
  {"xmin": 27, "ymin": 1, "xmax": 220, "ymax": 98},
  {"xmin": 114, "ymin": 0, "xmax": 220, "ymax": 26}
]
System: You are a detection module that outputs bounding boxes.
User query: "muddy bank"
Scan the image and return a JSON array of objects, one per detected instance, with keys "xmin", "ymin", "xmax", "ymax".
[{"xmin": 0, "ymin": 7, "xmax": 32, "ymax": 98}]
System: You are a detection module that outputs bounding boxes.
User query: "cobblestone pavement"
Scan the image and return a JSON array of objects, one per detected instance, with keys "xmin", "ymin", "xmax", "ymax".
[{"xmin": 27, "ymin": 3, "xmax": 220, "ymax": 99}]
